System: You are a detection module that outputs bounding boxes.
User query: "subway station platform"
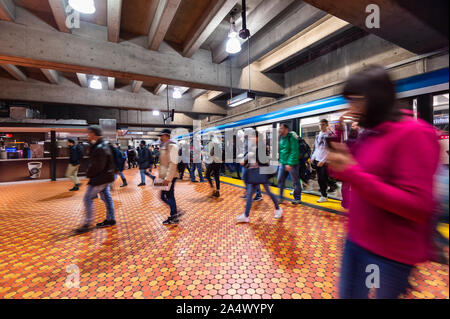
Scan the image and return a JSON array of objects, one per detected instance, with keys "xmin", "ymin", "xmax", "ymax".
[{"xmin": 0, "ymin": 169, "xmax": 448, "ymax": 299}]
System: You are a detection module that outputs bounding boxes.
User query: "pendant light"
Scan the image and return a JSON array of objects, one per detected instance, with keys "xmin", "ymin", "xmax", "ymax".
[
  {"xmin": 226, "ymin": 12, "xmax": 241, "ymax": 54},
  {"xmin": 69, "ymin": 0, "xmax": 96, "ymax": 14}
]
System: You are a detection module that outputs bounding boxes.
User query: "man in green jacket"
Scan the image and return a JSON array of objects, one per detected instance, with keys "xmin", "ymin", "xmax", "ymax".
[{"xmin": 278, "ymin": 123, "xmax": 302, "ymax": 204}]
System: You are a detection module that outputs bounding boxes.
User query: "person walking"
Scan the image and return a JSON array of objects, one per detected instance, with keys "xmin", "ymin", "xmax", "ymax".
[
  {"xmin": 236, "ymin": 134, "xmax": 283, "ymax": 223},
  {"xmin": 189, "ymin": 139, "xmax": 205, "ymax": 183},
  {"xmin": 277, "ymin": 124, "xmax": 302, "ymax": 205},
  {"xmin": 157, "ymin": 129, "xmax": 181, "ymax": 225},
  {"xmin": 327, "ymin": 65, "xmax": 440, "ymax": 299},
  {"xmin": 311, "ymin": 119, "xmax": 333, "ymax": 203},
  {"xmin": 205, "ymin": 135, "xmax": 222, "ymax": 197},
  {"xmin": 75, "ymin": 126, "xmax": 116, "ymax": 233},
  {"xmin": 112, "ymin": 143, "xmax": 128, "ymax": 187},
  {"xmin": 137, "ymin": 141, "xmax": 155, "ymax": 186},
  {"xmin": 241, "ymin": 135, "xmax": 263, "ymax": 201},
  {"xmin": 127, "ymin": 146, "xmax": 137, "ymax": 169},
  {"xmin": 66, "ymin": 139, "xmax": 83, "ymax": 191}
]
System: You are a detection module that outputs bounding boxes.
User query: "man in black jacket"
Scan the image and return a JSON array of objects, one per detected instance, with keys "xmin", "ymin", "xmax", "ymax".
[
  {"xmin": 75, "ymin": 126, "xmax": 116, "ymax": 234},
  {"xmin": 66, "ymin": 139, "xmax": 83, "ymax": 191},
  {"xmin": 137, "ymin": 141, "xmax": 155, "ymax": 186}
]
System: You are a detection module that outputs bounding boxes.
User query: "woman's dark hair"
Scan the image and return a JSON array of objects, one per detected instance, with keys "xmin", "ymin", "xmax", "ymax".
[{"xmin": 342, "ymin": 65, "xmax": 400, "ymax": 128}]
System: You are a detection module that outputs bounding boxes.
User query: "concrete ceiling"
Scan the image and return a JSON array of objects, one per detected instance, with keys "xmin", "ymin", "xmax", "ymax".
[{"xmin": 0, "ymin": 0, "xmax": 447, "ymax": 130}]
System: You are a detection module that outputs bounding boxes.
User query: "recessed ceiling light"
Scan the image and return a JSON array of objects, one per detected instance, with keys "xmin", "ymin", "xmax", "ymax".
[{"xmin": 89, "ymin": 76, "xmax": 102, "ymax": 90}]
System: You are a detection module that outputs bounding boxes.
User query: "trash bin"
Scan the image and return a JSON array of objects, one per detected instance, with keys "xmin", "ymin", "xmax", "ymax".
[{"xmin": 28, "ymin": 162, "xmax": 43, "ymax": 179}]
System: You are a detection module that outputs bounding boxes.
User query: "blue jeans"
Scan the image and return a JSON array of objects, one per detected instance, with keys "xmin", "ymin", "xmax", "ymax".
[
  {"xmin": 114, "ymin": 171, "xmax": 126, "ymax": 182},
  {"xmin": 339, "ymin": 239, "xmax": 413, "ymax": 299},
  {"xmin": 189, "ymin": 163, "xmax": 204, "ymax": 182},
  {"xmin": 140, "ymin": 169, "xmax": 155, "ymax": 184},
  {"xmin": 83, "ymin": 183, "xmax": 115, "ymax": 224},
  {"xmin": 242, "ymin": 167, "xmax": 262, "ymax": 198},
  {"xmin": 245, "ymin": 184, "xmax": 280, "ymax": 217},
  {"xmin": 161, "ymin": 178, "xmax": 177, "ymax": 217},
  {"xmin": 277, "ymin": 164, "xmax": 302, "ymax": 201}
]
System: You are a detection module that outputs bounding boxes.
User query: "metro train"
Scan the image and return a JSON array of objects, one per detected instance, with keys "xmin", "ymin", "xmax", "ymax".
[{"xmin": 176, "ymin": 68, "xmax": 450, "ymax": 200}]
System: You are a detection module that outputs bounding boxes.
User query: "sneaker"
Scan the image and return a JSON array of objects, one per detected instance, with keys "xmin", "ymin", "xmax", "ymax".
[
  {"xmin": 96, "ymin": 220, "xmax": 116, "ymax": 228},
  {"xmin": 74, "ymin": 224, "xmax": 90, "ymax": 234},
  {"xmin": 236, "ymin": 214, "xmax": 250, "ymax": 223},
  {"xmin": 274, "ymin": 208, "xmax": 283, "ymax": 219},
  {"xmin": 327, "ymin": 186, "xmax": 338, "ymax": 193},
  {"xmin": 317, "ymin": 196, "xmax": 328, "ymax": 203},
  {"xmin": 212, "ymin": 191, "xmax": 220, "ymax": 198},
  {"xmin": 292, "ymin": 199, "xmax": 302, "ymax": 205},
  {"xmin": 69, "ymin": 186, "xmax": 79, "ymax": 191},
  {"xmin": 253, "ymin": 196, "xmax": 263, "ymax": 202},
  {"xmin": 191, "ymin": 180, "xmax": 199, "ymax": 183},
  {"xmin": 76, "ymin": 183, "xmax": 82, "ymax": 187},
  {"xmin": 289, "ymin": 191, "xmax": 294, "ymax": 196},
  {"xmin": 240, "ymin": 194, "xmax": 247, "ymax": 199},
  {"xmin": 137, "ymin": 183, "xmax": 146, "ymax": 187},
  {"xmin": 162, "ymin": 217, "xmax": 179, "ymax": 225},
  {"xmin": 120, "ymin": 183, "xmax": 128, "ymax": 188}
]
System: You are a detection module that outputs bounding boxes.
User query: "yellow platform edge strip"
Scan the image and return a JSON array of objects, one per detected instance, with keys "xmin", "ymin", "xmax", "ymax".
[{"xmin": 219, "ymin": 175, "xmax": 346, "ymax": 213}]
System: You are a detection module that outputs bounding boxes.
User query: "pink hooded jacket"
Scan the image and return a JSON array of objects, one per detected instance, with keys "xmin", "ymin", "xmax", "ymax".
[{"xmin": 333, "ymin": 116, "xmax": 440, "ymax": 265}]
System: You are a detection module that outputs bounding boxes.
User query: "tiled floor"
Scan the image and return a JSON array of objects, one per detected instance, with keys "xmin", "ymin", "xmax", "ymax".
[{"xmin": 0, "ymin": 169, "xmax": 448, "ymax": 299}]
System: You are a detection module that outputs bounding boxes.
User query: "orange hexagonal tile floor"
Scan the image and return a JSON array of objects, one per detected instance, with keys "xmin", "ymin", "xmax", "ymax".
[{"xmin": 0, "ymin": 169, "xmax": 448, "ymax": 299}]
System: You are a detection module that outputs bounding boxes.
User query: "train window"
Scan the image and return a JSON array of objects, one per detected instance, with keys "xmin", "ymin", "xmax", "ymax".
[{"xmin": 433, "ymin": 93, "xmax": 449, "ymax": 134}]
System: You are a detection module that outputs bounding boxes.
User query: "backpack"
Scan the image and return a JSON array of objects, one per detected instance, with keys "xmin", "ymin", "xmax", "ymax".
[
  {"xmin": 298, "ymin": 137, "xmax": 311, "ymax": 160},
  {"xmin": 289, "ymin": 134, "xmax": 311, "ymax": 160}
]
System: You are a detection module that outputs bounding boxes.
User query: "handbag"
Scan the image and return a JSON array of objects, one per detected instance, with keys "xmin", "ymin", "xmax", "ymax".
[{"xmin": 245, "ymin": 167, "xmax": 269, "ymax": 185}]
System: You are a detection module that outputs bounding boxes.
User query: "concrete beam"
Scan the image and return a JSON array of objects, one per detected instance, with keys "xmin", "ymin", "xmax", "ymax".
[
  {"xmin": 107, "ymin": 0, "xmax": 122, "ymax": 43},
  {"xmin": 302, "ymin": 0, "xmax": 449, "ymax": 54},
  {"xmin": 235, "ymin": 2, "xmax": 327, "ymax": 68},
  {"xmin": 48, "ymin": 0, "xmax": 71, "ymax": 33},
  {"xmin": 108, "ymin": 77, "xmax": 115, "ymax": 90},
  {"xmin": 258, "ymin": 15, "xmax": 350, "ymax": 72},
  {"xmin": 0, "ymin": 64, "xmax": 26, "ymax": 81},
  {"xmin": 0, "ymin": 21, "xmax": 284, "ymax": 95},
  {"xmin": 0, "ymin": 77, "xmax": 228, "ymax": 116},
  {"xmin": 189, "ymin": 88, "xmax": 207, "ymax": 99},
  {"xmin": 0, "ymin": 0, "xmax": 15, "ymax": 22},
  {"xmin": 41, "ymin": 68, "xmax": 59, "ymax": 84},
  {"xmin": 182, "ymin": 0, "xmax": 238, "ymax": 58},
  {"xmin": 148, "ymin": 0, "xmax": 182, "ymax": 51},
  {"xmin": 76, "ymin": 73, "xmax": 88, "ymax": 87},
  {"xmin": 212, "ymin": 0, "xmax": 295, "ymax": 64},
  {"xmin": 131, "ymin": 80, "xmax": 143, "ymax": 93}
]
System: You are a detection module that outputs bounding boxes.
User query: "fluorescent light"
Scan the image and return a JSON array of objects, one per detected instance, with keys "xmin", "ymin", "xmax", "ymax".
[
  {"xmin": 227, "ymin": 92, "xmax": 255, "ymax": 107},
  {"xmin": 173, "ymin": 88, "xmax": 182, "ymax": 99},
  {"xmin": 89, "ymin": 76, "xmax": 102, "ymax": 90},
  {"xmin": 69, "ymin": 0, "xmax": 96, "ymax": 14},
  {"xmin": 153, "ymin": 110, "xmax": 160, "ymax": 116},
  {"xmin": 226, "ymin": 35, "xmax": 241, "ymax": 54}
]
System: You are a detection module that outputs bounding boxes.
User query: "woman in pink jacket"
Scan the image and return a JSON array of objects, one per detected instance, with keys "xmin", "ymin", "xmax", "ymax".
[{"xmin": 328, "ymin": 65, "xmax": 440, "ymax": 299}]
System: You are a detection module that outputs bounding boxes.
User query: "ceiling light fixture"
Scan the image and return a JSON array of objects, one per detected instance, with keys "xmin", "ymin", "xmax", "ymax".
[
  {"xmin": 89, "ymin": 76, "xmax": 102, "ymax": 90},
  {"xmin": 226, "ymin": 11, "xmax": 241, "ymax": 54},
  {"xmin": 69, "ymin": 0, "xmax": 96, "ymax": 14},
  {"xmin": 227, "ymin": 91, "xmax": 255, "ymax": 107},
  {"xmin": 172, "ymin": 88, "xmax": 182, "ymax": 99},
  {"xmin": 153, "ymin": 110, "xmax": 160, "ymax": 116}
]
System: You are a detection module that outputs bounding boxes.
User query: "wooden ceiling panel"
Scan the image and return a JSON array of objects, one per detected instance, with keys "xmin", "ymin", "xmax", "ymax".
[
  {"xmin": 13, "ymin": 0, "xmax": 59, "ymax": 29},
  {"xmin": 165, "ymin": 0, "xmax": 213, "ymax": 46},
  {"xmin": 120, "ymin": 0, "xmax": 159, "ymax": 37},
  {"xmin": 0, "ymin": 66, "xmax": 16, "ymax": 80}
]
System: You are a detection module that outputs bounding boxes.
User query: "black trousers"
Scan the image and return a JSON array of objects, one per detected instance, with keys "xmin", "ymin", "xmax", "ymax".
[
  {"xmin": 206, "ymin": 163, "xmax": 221, "ymax": 190},
  {"xmin": 315, "ymin": 160, "xmax": 329, "ymax": 197},
  {"xmin": 178, "ymin": 162, "xmax": 187, "ymax": 179}
]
